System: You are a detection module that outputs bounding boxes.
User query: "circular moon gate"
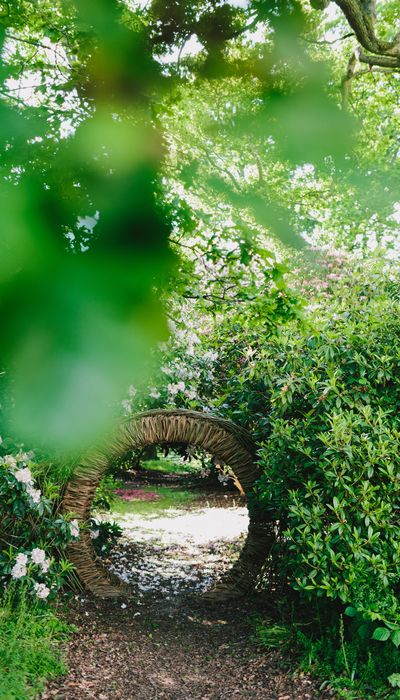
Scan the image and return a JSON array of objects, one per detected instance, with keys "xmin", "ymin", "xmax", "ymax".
[{"xmin": 62, "ymin": 409, "xmax": 274, "ymax": 599}]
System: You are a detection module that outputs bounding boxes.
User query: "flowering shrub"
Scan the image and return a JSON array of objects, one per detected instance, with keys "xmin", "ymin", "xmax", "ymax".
[
  {"xmin": 0, "ymin": 445, "xmax": 78, "ymax": 601},
  {"xmin": 129, "ymin": 256, "xmax": 400, "ymax": 647}
]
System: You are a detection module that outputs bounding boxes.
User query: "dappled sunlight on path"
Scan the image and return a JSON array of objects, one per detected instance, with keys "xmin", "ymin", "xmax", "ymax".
[
  {"xmin": 104, "ymin": 505, "xmax": 249, "ymax": 598},
  {"xmin": 105, "ymin": 505, "xmax": 249, "ymax": 544},
  {"xmin": 42, "ymin": 499, "xmax": 330, "ymax": 700}
]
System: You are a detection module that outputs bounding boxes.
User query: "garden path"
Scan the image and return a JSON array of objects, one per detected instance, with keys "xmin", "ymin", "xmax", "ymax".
[{"xmin": 41, "ymin": 489, "xmax": 333, "ymax": 700}]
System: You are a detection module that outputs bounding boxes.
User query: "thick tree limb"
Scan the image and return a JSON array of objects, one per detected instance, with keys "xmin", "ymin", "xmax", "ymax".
[
  {"xmin": 314, "ymin": 1, "xmax": 400, "ymax": 73},
  {"xmin": 333, "ymin": 0, "xmax": 400, "ymax": 69}
]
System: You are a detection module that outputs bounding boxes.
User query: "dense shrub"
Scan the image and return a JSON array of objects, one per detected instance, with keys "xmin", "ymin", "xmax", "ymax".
[
  {"xmin": 134, "ymin": 257, "xmax": 400, "ymax": 651},
  {"xmin": 253, "ymin": 263, "xmax": 400, "ymax": 642}
]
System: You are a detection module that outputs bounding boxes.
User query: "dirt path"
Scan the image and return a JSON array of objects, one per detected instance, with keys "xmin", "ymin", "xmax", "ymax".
[{"xmin": 42, "ymin": 496, "xmax": 333, "ymax": 700}]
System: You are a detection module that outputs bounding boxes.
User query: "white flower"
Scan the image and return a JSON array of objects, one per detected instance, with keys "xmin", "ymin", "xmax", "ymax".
[
  {"xmin": 121, "ymin": 603, "xmax": 127, "ymax": 609},
  {"xmin": 14, "ymin": 467, "xmax": 33, "ymax": 484},
  {"xmin": 90, "ymin": 529, "xmax": 100, "ymax": 540},
  {"xmin": 16, "ymin": 553, "xmax": 28, "ymax": 566},
  {"xmin": 16, "ymin": 451, "xmax": 29, "ymax": 463},
  {"xmin": 2, "ymin": 455, "xmax": 17, "ymax": 469},
  {"xmin": 161, "ymin": 365, "xmax": 172, "ymax": 375},
  {"xmin": 121, "ymin": 399, "xmax": 132, "ymax": 414},
  {"xmin": 185, "ymin": 388, "xmax": 197, "ymax": 400},
  {"xmin": 34, "ymin": 582, "xmax": 50, "ymax": 599},
  {"xmin": 31, "ymin": 548, "xmax": 46, "ymax": 565},
  {"xmin": 41, "ymin": 559, "xmax": 50, "ymax": 573},
  {"xmin": 128, "ymin": 385, "xmax": 137, "ymax": 398},
  {"xmin": 70, "ymin": 519, "xmax": 80, "ymax": 538},
  {"xmin": 168, "ymin": 381, "xmax": 185, "ymax": 396},
  {"xmin": 203, "ymin": 350, "xmax": 218, "ymax": 362},
  {"xmin": 167, "ymin": 319, "xmax": 176, "ymax": 333},
  {"xmin": 11, "ymin": 553, "xmax": 28, "ymax": 579},
  {"xmin": 26, "ymin": 485, "xmax": 41, "ymax": 504},
  {"xmin": 149, "ymin": 387, "xmax": 161, "ymax": 399},
  {"xmin": 11, "ymin": 563, "xmax": 27, "ymax": 579}
]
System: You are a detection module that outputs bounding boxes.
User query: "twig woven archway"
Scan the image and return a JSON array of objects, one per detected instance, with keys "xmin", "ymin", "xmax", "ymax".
[{"xmin": 62, "ymin": 409, "xmax": 274, "ymax": 599}]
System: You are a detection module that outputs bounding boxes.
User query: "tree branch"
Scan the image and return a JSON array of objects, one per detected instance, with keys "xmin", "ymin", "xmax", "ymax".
[{"xmin": 333, "ymin": 0, "xmax": 400, "ymax": 64}]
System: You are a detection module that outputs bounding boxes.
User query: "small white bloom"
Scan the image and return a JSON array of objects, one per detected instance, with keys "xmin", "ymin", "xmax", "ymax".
[
  {"xmin": 167, "ymin": 319, "xmax": 176, "ymax": 333},
  {"xmin": 16, "ymin": 451, "xmax": 29, "ymax": 463},
  {"xmin": 121, "ymin": 399, "xmax": 132, "ymax": 414},
  {"xmin": 121, "ymin": 603, "xmax": 127, "ymax": 609},
  {"xmin": 31, "ymin": 548, "xmax": 46, "ymax": 565},
  {"xmin": 161, "ymin": 365, "xmax": 172, "ymax": 375},
  {"xmin": 185, "ymin": 388, "xmax": 197, "ymax": 400},
  {"xmin": 203, "ymin": 350, "xmax": 218, "ymax": 362},
  {"xmin": 167, "ymin": 383, "xmax": 178, "ymax": 396},
  {"xmin": 16, "ymin": 553, "xmax": 28, "ymax": 566},
  {"xmin": 14, "ymin": 467, "xmax": 33, "ymax": 485},
  {"xmin": 149, "ymin": 387, "xmax": 161, "ymax": 399},
  {"xmin": 11, "ymin": 555, "xmax": 27, "ymax": 579},
  {"xmin": 2, "ymin": 455, "xmax": 17, "ymax": 469},
  {"xmin": 70, "ymin": 519, "xmax": 80, "ymax": 538},
  {"xmin": 34, "ymin": 582, "xmax": 50, "ymax": 599},
  {"xmin": 41, "ymin": 559, "xmax": 50, "ymax": 573},
  {"xmin": 128, "ymin": 385, "xmax": 137, "ymax": 398},
  {"xmin": 26, "ymin": 485, "xmax": 41, "ymax": 504},
  {"xmin": 11, "ymin": 563, "xmax": 27, "ymax": 579},
  {"xmin": 90, "ymin": 529, "xmax": 100, "ymax": 540}
]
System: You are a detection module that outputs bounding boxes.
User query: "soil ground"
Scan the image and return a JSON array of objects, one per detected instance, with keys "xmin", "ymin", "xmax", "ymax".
[{"xmin": 41, "ymin": 479, "xmax": 334, "ymax": 700}]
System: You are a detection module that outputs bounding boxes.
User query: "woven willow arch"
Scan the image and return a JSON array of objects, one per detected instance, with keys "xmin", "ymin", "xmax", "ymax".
[{"xmin": 62, "ymin": 409, "xmax": 274, "ymax": 599}]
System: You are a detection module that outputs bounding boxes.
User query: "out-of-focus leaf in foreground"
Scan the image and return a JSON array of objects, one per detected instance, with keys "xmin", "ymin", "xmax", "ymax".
[{"xmin": 0, "ymin": 2, "xmax": 174, "ymax": 451}]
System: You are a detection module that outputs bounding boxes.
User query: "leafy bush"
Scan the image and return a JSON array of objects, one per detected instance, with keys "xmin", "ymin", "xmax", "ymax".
[
  {"xmin": 255, "ymin": 614, "xmax": 400, "ymax": 699},
  {"xmin": 89, "ymin": 519, "xmax": 123, "ymax": 556},
  {"xmin": 254, "ymin": 264, "xmax": 400, "ymax": 642},
  {"xmin": 92, "ymin": 475, "xmax": 121, "ymax": 511}
]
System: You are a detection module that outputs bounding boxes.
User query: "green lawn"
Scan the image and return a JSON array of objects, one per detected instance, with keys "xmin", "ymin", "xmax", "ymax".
[
  {"xmin": 140, "ymin": 455, "xmax": 202, "ymax": 476},
  {"xmin": 111, "ymin": 485, "xmax": 198, "ymax": 516}
]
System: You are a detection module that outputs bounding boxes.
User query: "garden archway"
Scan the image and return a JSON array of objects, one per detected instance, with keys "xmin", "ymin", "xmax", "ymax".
[{"xmin": 62, "ymin": 409, "xmax": 274, "ymax": 599}]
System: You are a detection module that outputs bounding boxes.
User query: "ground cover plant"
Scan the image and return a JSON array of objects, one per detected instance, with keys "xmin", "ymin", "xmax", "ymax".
[
  {"xmin": 0, "ymin": 591, "xmax": 72, "ymax": 700},
  {"xmin": 1, "ymin": 0, "xmax": 400, "ymax": 698}
]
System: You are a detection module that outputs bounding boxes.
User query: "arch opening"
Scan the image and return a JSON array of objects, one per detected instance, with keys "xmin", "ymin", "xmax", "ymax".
[{"xmin": 62, "ymin": 409, "xmax": 275, "ymax": 600}]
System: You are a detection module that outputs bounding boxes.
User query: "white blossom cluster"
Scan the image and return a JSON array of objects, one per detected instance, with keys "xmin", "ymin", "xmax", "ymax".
[
  {"xmin": 69, "ymin": 519, "xmax": 80, "ymax": 538},
  {"xmin": 119, "ymin": 314, "xmax": 220, "ymax": 414},
  {"xmin": 10, "ymin": 548, "xmax": 51, "ymax": 599},
  {"xmin": 1, "ymin": 453, "xmax": 41, "ymax": 505}
]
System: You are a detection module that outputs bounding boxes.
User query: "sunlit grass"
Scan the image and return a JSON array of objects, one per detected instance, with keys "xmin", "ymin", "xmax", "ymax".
[
  {"xmin": 0, "ymin": 589, "xmax": 72, "ymax": 700},
  {"xmin": 140, "ymin": 455, "xmax": 202, "ymax": 475},
  {"xmin": 111, "ymin": 485, "xmax": 198, "ymax": 516}
]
